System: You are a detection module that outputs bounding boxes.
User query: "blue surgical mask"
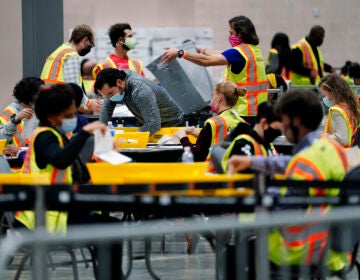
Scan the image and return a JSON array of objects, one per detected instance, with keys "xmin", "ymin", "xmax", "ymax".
[
  {"xmin": 322, "ymin": 96, "xmax": 335, "ymax": 108},
  {"xmin": 110, "ymin": 87, "xmax": 125, "ymax": 102},
  {"xmin": 61, "ymin": 117, "xmax": 77, "ymax": 133}
]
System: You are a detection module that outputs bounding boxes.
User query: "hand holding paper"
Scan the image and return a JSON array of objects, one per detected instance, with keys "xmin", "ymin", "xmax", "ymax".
[{"xmin": 93, "ymin": 129, "xmax": 132, "ymax": 165}]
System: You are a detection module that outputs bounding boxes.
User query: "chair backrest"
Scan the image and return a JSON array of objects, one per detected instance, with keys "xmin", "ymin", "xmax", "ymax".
[{"xmin": 210, "ymin": 144, "xmax": 227, "ymax": 174}]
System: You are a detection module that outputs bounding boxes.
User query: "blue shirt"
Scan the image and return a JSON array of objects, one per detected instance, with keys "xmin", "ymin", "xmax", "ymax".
[{"xmin": 221, "ymin": 48, "xmax": 246, "ymax": 74}]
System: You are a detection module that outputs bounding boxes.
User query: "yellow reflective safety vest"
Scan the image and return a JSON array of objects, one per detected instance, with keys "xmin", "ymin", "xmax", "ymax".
[
  {"xmin": 324, "ymin": 103, "xmax": 358, "ymax": 148},
  {"xmin": 205, "ymin": 109, "xmax": 244, "ymax": 170},
  {"xmin": 0, "ymin": 105, "xmax": 26, "ymax": 147},
  {"xmin": 92, "ymin": 55, "xmax": 143, "ymax": 77},
  {"xmin": 289, "ymin": 38, "xmax": 324, "ymax": 85},
  {"xmin": 269, "ymin": 136, "xmax": 350, "ymax": 271},
  {"xmin": 40, "ymin": 43, "xmax": 81, "ymax": 86},
  {"xmin": 224, "ymin": 44, "xmax": 268, "ymax": 117},
  {"xmin": 16, "ymin": 127, "xmax": 71, "ymax": 234},
  {"xmin": 221, "ymin": 134, "xmax": 276, "ymax": 173}
]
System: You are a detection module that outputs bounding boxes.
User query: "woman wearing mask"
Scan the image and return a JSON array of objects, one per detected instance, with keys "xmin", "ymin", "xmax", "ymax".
[
  {"xmin": 173, "ymin": 81, "xmax": 246, "ymax": 162},
  {"xmin": 162, "ymin": 15, "xmax": 267, "ymax": 127},
  {"xmin": 319, "ymin": 73, "xmax": 360, "ymax": 147}
]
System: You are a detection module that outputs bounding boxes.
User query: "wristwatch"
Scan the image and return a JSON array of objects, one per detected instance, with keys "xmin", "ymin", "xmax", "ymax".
[
  {"xmin": 10, "ymin": 114, "xmax": 21, "ymax": 125},
  {"xmin": 177, "ymin": 49, "xmax": 185, "ymax": 58}
]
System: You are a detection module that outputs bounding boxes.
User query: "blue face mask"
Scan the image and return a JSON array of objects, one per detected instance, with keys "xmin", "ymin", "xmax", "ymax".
[
  {"xmin": 110, "ymin": 87, "xmax": 125, "ymax": 102},
  {"xmin": 61, "ymin": 117, "xmax": 77, "ymax": 133},
  {"xmin": 322, "ymin": 96, "xmax": 335, "ymax": 108}
]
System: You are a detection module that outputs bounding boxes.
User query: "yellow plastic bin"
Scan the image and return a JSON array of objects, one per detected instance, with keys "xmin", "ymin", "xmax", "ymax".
[
  {"xmin": 114, "ymin": 131, "xmax": 150, "ymax": 148},
  {"xmin": 86, "ymin": 162, "xmax": 210, "ymax": 184},
  {"xmin": 148, "ymin": 127, "xmax": 200, "ymax": 144}
]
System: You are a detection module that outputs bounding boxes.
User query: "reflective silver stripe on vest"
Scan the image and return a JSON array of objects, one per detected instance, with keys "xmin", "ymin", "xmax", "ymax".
[
  {"xmin": 280, "ymin": 223, "xmax": 328, "ymax": 264},
  {"xmin": 48, "ymin": 48, "xmax": 75, "ymax": 81},
  {"xmin": 299, "ymin": 41, "xmax": 313, "ymax": 69},
  {"xmin": 239, "ymin": 45, "xmax": 255, "ymax": 83},
  {"xmin": 52, "ymin": 169, "xmax": 67, "ymax": 184},
  {"xmin": 287, "ymin": 161, "xmax": 320, "ymax": 179},
  {"xmin": 211, "ymin": 116, "xmax": 226, "ymax": 143},
  {"xmin": 238, "ymin": 83, "xmax": 268, "ymax": 91},
  {"xmin": 1, "ymin": 109, "xmax": 26, "ymax": 146}
]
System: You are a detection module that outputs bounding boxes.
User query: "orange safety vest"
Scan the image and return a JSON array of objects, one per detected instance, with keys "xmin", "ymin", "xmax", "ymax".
[
  {"xmin": 224, "ymin": 44, "xmax": 268, "ymax": 116},
  {"xmin": 40, "ymin": 43, "xmax": 81, "ymax": 86},
  {"xmin": 324, "ymin": 103, "xmax": 357, "ymax": 148},
  {"xmin": 0, "ymin": 106, "xmax": 26, "ymax": 147},
  {"xmin": 92, "ymin": 55, "xmax": 143, "ymax": 77},
  {"xmin": 289, "ymin": 38, "xmax": 324, "ymax": 85},
  {"xmin": 205, "ymin": 109, "xmax": 243, "ymax": 171},
  {"xmin": 269, "ymin": 136, "xmax": 350, "ymax": 270}
]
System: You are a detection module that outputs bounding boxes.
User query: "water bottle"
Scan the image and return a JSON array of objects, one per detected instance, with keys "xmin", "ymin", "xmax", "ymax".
[
  {"xmin": 107, "ymin": 121, "xmax": 115, "ymax": 138},
  {"xmin": 182, "ymin": 146, "xmax": 194, "ymax": 163}
]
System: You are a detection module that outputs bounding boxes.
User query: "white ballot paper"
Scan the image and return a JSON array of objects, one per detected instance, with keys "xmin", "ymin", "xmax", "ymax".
[{"xmin": 93, "ymin": 130, "xmax": 132, "ymax": 165}]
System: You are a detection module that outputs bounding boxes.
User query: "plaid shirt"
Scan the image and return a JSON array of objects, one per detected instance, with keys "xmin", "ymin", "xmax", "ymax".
[{"xmin": 62, "ymin": 43, "xmax": 88, "ymax": 106}]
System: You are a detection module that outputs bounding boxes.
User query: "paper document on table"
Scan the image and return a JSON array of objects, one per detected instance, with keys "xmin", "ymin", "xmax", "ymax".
[{"xmin": 93, "ymin": 130, "xmax": 132, "ymax": 165}]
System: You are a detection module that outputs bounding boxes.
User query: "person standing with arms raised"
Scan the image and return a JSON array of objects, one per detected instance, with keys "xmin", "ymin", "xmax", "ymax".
[{"xmin": 161, "ymin": 15, "xmax": 267, "ymax": 127}]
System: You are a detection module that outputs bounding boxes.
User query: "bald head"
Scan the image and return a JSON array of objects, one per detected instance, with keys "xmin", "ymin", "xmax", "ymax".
[{"xmin": 308, "ymin": 25, "xmax": 325, "ymax": 46}]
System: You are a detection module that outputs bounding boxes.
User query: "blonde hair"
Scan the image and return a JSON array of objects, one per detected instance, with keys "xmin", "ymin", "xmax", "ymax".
[
  {"xmin": 215, "ymin": 81, "xmax": 246, "ymax": 107},
  {"xmin": 69, "ymin": 24, "xmax": 94, "ymax": 44}
]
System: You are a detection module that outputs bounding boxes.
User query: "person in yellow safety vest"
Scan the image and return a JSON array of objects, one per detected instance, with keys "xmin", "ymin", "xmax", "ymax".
[
  {"xmin": 289, "ymin": 25, "xmax": 335, "ymax": 85},
  {"xmin": 265, "ymin": 32, "xmax": 291, "ymax": 79},
  {"xmin": 221, "ymin": 102, "xmax": 281, "ymax": 173},
  {"xmin": 173, "ymin": 81, "xmax": 247, "ymax": 162},
  {"xmin": 92, "ymin": 23, "xmax": 144, "ymax": 78},
  {"xmin": 15, "ymin": 84, "xmax": 108, "ymax": 234},
  {"xmin": 318, "ymin": 74, "xmax": 360, "ymax": 148},
  {"xmin": 228, "ymin": 90, "xmax": 352, "ymax": 274},
  {"xmin": 0, "ymin": 77, "xmax": 44, "ymax": 158},
  {"xmin": 161, "ymin": 15, "xmax": 268, "ymax": 127},
  {"xmin": 40, "ymin": 24, "xmax": 102, "ymax": 115}
]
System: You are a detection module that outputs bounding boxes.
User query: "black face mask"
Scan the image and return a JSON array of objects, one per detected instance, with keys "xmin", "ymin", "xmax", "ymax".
[
  {"xmin": 264, "ymin": 127, "xmax": 282, "ymax": 143},
  {"xmin": 78, "ymin": 46, "xmax": 92, "ymax": 56}
]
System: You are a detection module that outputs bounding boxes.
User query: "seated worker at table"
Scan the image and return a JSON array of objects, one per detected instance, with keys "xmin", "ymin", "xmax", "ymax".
[
  {"xmin": 94, "ymin": 68, "xmax": 184, "ymax": 135},
  {"xmin": 318, "ymin": 73, "xmax": 360, "ymax": 148},
  {"xmin": 15, "ymin": 84, "xmax": 123, "ymax": 277},
  {"xmin": 173, "ymin": 81, "xmax": 246, "ymax": 162},
  {"xmin": 220, "ymin": 102, "xmax": 282, "ymax": 173},
  {"xmin": 0, "ymin": 77, "xmax": 44, "ymax": 158},
  {"xmin": 228, "ymin": 90, "xmax": 351, "ymax": 275}
]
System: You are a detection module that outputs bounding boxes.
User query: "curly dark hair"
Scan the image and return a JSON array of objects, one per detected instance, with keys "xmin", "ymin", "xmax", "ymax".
[
  {"xmin": 13, "ymin": 77, "xmax": 44, "ymax": 105},
  {"xmin": 35, "ymin": 84, "xmax": 75, "ymax": 125}
]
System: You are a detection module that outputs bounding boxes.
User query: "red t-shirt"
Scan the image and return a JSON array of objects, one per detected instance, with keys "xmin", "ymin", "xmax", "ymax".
[{"xmin": 109, "ymin": 54, "xmax": 144, "ymax": 76}]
